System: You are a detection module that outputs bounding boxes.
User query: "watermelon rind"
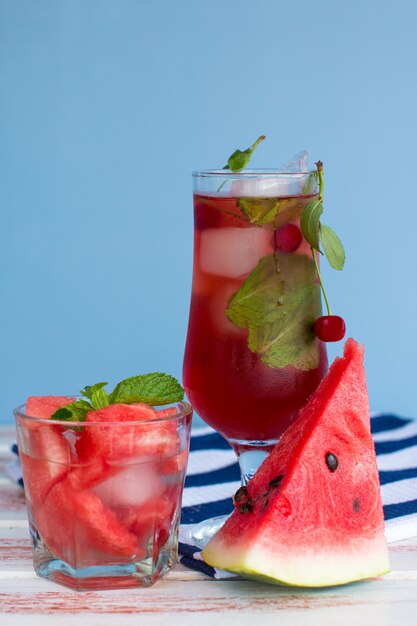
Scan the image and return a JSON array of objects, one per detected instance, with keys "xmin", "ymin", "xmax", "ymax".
[
  {"xmin": 202, "ymin": 338, "xmax": 390, "ymax": 587},
  {"xmin": 202, "ymin": 536, "xmax": 390, "ymax": 587}
]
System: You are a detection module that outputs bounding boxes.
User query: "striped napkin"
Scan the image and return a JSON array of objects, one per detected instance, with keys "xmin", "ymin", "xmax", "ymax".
[{"xmin": 7, "ymin": 413, "xmax": 417, "ymax": 579}]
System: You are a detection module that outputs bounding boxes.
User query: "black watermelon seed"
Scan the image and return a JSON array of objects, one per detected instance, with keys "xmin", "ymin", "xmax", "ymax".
[
  {"xmin": 239, "ymin": 501, "xmax": 253, "ymax": 514},
  {"xmin": 234, "ymin": 486, "xmax": 249, "ymax": 503},
  {"xmin": 269, "ymin": 474, "xmax": 284, "ymax": 489},
  {"xmin": 353, "ymin": 497, "xmax": 360, "ymax": 513},
  {"xmin": 325, "ymin": 453, "xmax": 338, "ymax": 472},
  {"xmin": 262, "ymin": 499, "xmax": 269, "ymax": 511}
]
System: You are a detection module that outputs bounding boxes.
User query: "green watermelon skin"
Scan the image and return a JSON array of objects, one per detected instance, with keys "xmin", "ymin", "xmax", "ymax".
[{"xmin": 202, "ymin": 338, "xmax": 389, "ymax": 587}]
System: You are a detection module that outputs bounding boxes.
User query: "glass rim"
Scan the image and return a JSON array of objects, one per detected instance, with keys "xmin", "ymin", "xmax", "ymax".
[
  {"xmin": 13, "ymin": 400, "xmax": 193, "ymax": 426},
  {"xmin": 192, "ymin": 168, "xmax": 313, "ymax": 178}
]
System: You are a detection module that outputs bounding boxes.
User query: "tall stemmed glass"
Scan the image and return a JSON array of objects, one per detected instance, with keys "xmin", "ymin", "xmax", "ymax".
[{"xmin": 183, "ymin": 169, "xmax": 328, "ymax": 546}]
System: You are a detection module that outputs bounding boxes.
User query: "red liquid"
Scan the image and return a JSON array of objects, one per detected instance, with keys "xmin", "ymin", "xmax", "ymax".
[{"xmin": 183, "ymin": 193, "xmax": 328, "ymax": 443}]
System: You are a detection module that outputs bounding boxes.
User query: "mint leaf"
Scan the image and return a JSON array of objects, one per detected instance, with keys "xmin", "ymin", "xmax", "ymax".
[
  {"xmin": 300, "ymin": 198, "xmax": 323, "ymax": 251},
  {"xmin": 274, "ymin": 197, "xmax": 307, "ymax": 229},
  {"xmin": 224, "ymin": 135, "xmax": 265, "ymax": 172},
  {"xmin": 247, "ymin": 282, "xmax": 320, "ymax": 370},
  {"xmin": 52, "ymin": 399, "xmax": 92, "ymax": 422},
  {"xmin": 320, "ymin": 224, "xmax": 346, "ymax": 270},
  {"xmin": 110, "ymin": 373, "xmax": 184, "ymax": 406},
  {"xmin": 227, "ymin": 255, "xmax": 284, "ymax": 328},
  {"xmin": 51, "ymin": 372, "xmax": 184, "ymax": 422},
  {"xmin": 301, "ymin": 171, "xmax": 319, "ymax": 195},
  {"xmin": 227, "ymin": 253, "xmax": 321, "ymax": 370},
  {"xmin": 81, "ymin": 382, "xmax": 110, "ymax": 409},
  {"xmin": 238, "ymin": 198, "xmax": 280, "ymax": 226},
  {"xmin": 238, "ymin": 197, "xmax": 306, "ymax": 228}
]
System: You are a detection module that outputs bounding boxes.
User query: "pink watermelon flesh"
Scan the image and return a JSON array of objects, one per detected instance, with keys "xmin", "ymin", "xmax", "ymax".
[
  {"xmin": 26, "ymin": 396, "xmax": 75, "ymax": 420},
  {"xmin": 33, "ymin": 478, "xmax": 140, "ymax": 567},
  {"xmin": 77, "ymin": 403, "xmax": 179, "ymax": 462},
  {"xmin": 157, "ymin": 407, "xmax": 178, "ymax": 419},
  {"xmin": 19, "ymin": 430, "xmax": 69, "ymax": 508},
  {"xmin": 122, "ymin": 496, "xmax": 178, "ymax": 555},
  {"xmin": 202, "ymin": 338, "xmax": 390, "ymax": 587},
  {"xmin": 18, "ymin": 396, "xmax": 75, "ymax": 504}
]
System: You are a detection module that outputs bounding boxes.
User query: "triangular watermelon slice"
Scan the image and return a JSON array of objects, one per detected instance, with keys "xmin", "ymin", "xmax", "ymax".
[{"xmin": 202, "ymin": 338, "xmax": 389, "ymax": 587}]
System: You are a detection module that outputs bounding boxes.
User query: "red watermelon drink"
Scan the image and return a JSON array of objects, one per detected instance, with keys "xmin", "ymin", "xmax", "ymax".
[
  {"xmin": 183, "ymin": 167, "xmax": 328, "ymax": 459},
  {"xmin": 183, "ymin": 186, "xmax": 328, "ymax": 446},
  {"xmin": 14, "ymin": 378, "xmax": 192, "ymax": 590}
]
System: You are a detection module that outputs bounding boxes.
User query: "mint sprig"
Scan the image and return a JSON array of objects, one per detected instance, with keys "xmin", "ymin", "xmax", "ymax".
[
  {"xmin": 224, "ymin": 135, "xmax": 266, "ymax": 172},
  {"xmin": 237, "ymin": 197, "xmax": 280, "ymax": 226},
  {"xmin": 110, "ymin": 373, "xmax": 184, "ymax": 406},
  {"xmin": 320, "ymin": 225, "xmax": 345, "ymax": 271},
  {"xmin": 237, "ymin": 195, "xmax": 306, "ymax": 229},
  {"xmin": 51, "ymin": 373, "xmax": 184, "ymax": 422},
  {"xmin": 300, "ymin": 161, "xmax": 346, "ymax": 314},
  {"xmin": 226, "ymin": 253, "xmax": 320, "ymax": 370},
  {"xmin": 300, "ymin": 198, "xmax": 323, "ymax": 251},
  {"xmin": 81, "ymin": 382, "xmax": 110, "ymax": 409},
  {"xmin": 52, "ymin": 400, "xmax": 93, "ymax": 422}
]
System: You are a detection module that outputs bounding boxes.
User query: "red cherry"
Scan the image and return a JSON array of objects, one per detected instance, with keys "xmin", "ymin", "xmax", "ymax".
[
  {"xmin": 314, "ymin": 315, "xmax": 346, "ymax": 342},
  {"xmin": 274, "ymin": 224, "xmax": 302, "ymax": 253}
]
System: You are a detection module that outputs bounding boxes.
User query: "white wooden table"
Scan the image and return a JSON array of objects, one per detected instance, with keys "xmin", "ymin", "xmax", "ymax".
[{"xmin": 1, "ymin": 426, "xmax": 417, "ymax": 626}]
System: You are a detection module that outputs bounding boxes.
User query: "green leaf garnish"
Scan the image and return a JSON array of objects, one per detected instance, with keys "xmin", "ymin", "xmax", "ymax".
[
  {"xmin": 320, "ymin": 224, "xmax": 345, "ymax": 270},
  {"xmin": 238, "ymin": 197, "xmax": 280, "ymax": 226},
  {"xmin": 52, "ymin": 400, "xmax": 93, "ymax": 422},
  {"xmin": 51, "ymin": 373, "xmax": 184, "ymax": 421},
  {"xmin": 110, "ymin": 373, "xmax": 184, "ymax": 406},
  {"xmin": 224, "ymin": 135, "xmax": 266, "ymax": 172},
  {"xmin": 319, "ymin": 224, "xmax": 346, "ymax": 270},
  {"xmin": 300, "ymin": 198, "xmax": 323, "ymax": 251},
  {"xmin": 299, "ymin": 161, "xmax": 346, "ymax": 316},
  {"xmin": 226, "ymin": 253, "xmax": 321, "ymax": 370},
  {"xmin": 301, "ymin": 170, "xmax": 319, "ymax": 195},
  {"xmin": 238, "ymin": 196, "xmax": 306, "ymax": 228},
  {"xmin": 227, "ymin": 254, "xmax": 285, "ymax": 328},
  {"xmin": 80, "ymin": 382, "xmax": 110, "ymax": 409}
]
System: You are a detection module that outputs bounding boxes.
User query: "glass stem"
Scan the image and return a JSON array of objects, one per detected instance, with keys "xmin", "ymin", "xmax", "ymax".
[{"xmin": 237, "ymin": 450, "xmax": 270, "ymax": 486}]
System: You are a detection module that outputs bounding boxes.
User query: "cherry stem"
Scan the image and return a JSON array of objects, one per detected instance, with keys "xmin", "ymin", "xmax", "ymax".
[
  {"xmin": 312, "ymin": 247, "xmax": 332, "ymax": 316},
  {"xmin": 312, "ymin": 161, "xmax": 332, "ymax": 316},
  {"xmin": 316, "ymin": 160, "xmax": 324, "ymax": 202}
]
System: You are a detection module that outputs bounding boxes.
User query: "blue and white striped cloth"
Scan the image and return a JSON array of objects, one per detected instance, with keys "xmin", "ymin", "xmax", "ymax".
[{"xmin": 7, "ymin": 413, "xmax": 417, "ymax": 579}]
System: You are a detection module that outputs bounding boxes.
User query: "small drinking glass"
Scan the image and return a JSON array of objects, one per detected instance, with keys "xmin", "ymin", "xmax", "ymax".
[{"xmin": 14, "ymin": 401, "xmax": 192, "ymax": 590}]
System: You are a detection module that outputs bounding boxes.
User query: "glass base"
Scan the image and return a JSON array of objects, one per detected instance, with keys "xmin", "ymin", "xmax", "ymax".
[
  {"xmin": 37, "ymin": 556, "xmax": 173, "ymax": 590},
  {"xmin": 189, "ymin": 514, "xmax": 230, "ymax": 549},
  {"xmin": 31, "ymin": 527, "xmax": 178, "ymax": 590}
]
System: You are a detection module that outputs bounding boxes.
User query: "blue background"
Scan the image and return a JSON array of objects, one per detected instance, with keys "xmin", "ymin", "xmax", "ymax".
[{"xmin": 1, "ymin": 0, "xmax": 416, "ymax": 424}]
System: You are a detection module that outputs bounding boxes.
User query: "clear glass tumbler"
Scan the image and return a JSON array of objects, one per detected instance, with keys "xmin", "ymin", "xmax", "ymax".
[
  {"xmin": 14, "ymin": 401, "xmax": 192, "ymax": 590},
  {"xmin": 183, "ymin": 169, "xmax": 328, "ymax": 545}
]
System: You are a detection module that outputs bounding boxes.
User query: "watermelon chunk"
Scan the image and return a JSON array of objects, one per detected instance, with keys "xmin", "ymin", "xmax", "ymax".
[
  {"xmin": 34, "ymin": 478, "xmax": 139, "ymax": 567},
  {"xmin": 26, "ymin": 396, "xmax": 75, "ymax": 420},
  {"xmin": 123, "ymin": 496, "xmax": 178, "ymax": 554},
  {"xmin": 202, "ymin": 338, "xmax": 390, "ymax": 587},
  {"xmin": 156, "ymin": 407, "xmax": 178, "ymax": 419},
  {"xmin": 17, "ymin": 396, "xmax": 75, "ymax": 505},
  {"xmin": 77, "ymin": 403, "xmax": 179, "ymax": 462}
]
